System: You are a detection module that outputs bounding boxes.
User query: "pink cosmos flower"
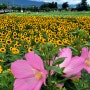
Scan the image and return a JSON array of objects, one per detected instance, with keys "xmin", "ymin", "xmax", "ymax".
[
  {"xmin": 56, "ymin": 83, "xmax": 64, "ymax": 88},
  {"xmin": 81, "ymin": 47, "xmax": 90, "ymax": 73},
  {"xmin": 11, "ymin": 51, "xmax": 47, "ymax": 90},
  {"xmin": 56, "ymin": 48, "xmax": 72, "ymax": 68},
  {"xmin": 63, "ymin": 56, "xmax": 84, "ymax": 78},
  {"xmin": 56, "ymin": 48, "xmax": 84, "ymax": 79}
]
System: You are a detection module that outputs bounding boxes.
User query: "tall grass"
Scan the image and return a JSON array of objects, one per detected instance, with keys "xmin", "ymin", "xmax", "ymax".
[{"xmin": 6, "ymin": 11, "xmax": 90, "ymax": 17}]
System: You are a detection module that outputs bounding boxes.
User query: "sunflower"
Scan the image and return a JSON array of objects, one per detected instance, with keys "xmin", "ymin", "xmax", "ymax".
[
  {"xmin": 24, "ymin": 45, "xmax": 28, "ymax": 49},
  {"xmin": 34, "ymin": 37, "xmax": 39, "ymax": 43},
  {"xmin": 10, "ymin": 47, "xmax": 12, "ymax": 51},
  {"xmin": 13, "ymin": 32, "xmax": 17, "ymax": 36},
  {"xmin": 28, "ymin": 47, "xmax": 33, "ymax": 52},
  {"xmin": 0, "ymin": 47, "xmax": 6, "ymax": 53},
  {"xmin": 2, "ymin": 43, "xmax": 6, "ymax": 47},
  {"xmin": 0, "ymin": 66, "xmax": 2, "ymax": 73},
  {"xmin": 11, "ymin": 47, "xmax": 20, "ymax": 54},
  {"xmin": 0, "ymin": 32, "xmax": 2, "ymax": 37},
  {"xmin": 57, "ymin": 40, "xmax": 63, "ymax": 46},
  {"xmin": 6, "ymin": 39, "xmax": 12, "ymax": 45},
  {"xmin": 0, "ymin": 59, "xmax": 4, "ymax": 62}
]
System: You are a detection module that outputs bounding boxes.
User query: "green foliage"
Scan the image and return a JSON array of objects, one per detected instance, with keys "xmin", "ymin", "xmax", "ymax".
[
  {"xmin": 1, "ymin": 14, "xmax": 90, "ymax": 90},
  {"xmin": 0, "ymin": 70, "xmax": 14, "ymax": 90},
  {"xmin": 73, "ymin": 70, "xmax": 90, "ymax": 90},
  {"xmin": 6, "ymin": 11, "xmax": 90, "ymax": 17},
  {"xmin": 53, "ymin": 58, "xmax": 65, "ymax": 66},
  {"xmin": 76, "ymin": 0, "xmax": 88, "ymax": 11},
  {"xmin": 62, "ymin": 2, "xmax": 69, "ymax": 10},
  {"xmin": 40, "ymin": 2, "xmax": 57, "ymax": 11},
  {"xmin": 0, "ymin": 4, "xmax": 7, "ymax": 10}
]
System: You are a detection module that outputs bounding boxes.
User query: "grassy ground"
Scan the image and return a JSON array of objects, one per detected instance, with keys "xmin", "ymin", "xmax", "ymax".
[{"xmin": 6, "ymin": 11, "xmax": 90, "ymax": 17}]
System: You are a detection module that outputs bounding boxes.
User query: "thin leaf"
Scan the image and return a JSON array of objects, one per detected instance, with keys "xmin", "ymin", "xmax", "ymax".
[
  {"xmin": 53, "ymin": 57, "xmax": 65, "ymax": 66},
  {"xmin": 47, "ymin": 66, "xmax": 63, "ymax": 74}
]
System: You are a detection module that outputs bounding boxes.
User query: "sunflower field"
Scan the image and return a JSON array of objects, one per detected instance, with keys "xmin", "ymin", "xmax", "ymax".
[{"xmin": 0, "ymin": 14, "xmax": 90, "ymax": 90}]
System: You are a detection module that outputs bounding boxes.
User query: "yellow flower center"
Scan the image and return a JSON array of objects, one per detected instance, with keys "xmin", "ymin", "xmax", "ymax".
[
  {"xmin": 35, "ymin": 72, "xmax": 42, "ymax": 80},
  {"xmin": 85, "ymin": 59, "xmax": 90, "ymax": 66}
]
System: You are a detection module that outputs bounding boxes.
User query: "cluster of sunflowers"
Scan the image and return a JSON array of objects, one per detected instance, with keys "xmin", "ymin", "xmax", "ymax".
[{"xmin": 0, "ymin": 14, "xmax": 90, "ymax": 90}]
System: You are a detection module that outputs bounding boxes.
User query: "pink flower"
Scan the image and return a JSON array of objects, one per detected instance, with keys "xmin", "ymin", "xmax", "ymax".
[
  {"xmin": 81, "ymin": 47, "xmax": 90, "ymax": 73},
  {"xmin": 56, "ymin": 48, "xmax": 84, "ymax": 79},
  {"xmin": 57, "ymin": 83, "xmax": 64, "ymax": 88},
  {"xmin": 11, "ymin": 51, "xmax": 47, "ymax": 90},
  {"xmin": 63, "ymin": 56, "xmax": 84, "ymax": 79},
  {"xmin": 56, "ymin": 48, "xmax": 72, "ymax": 68}
]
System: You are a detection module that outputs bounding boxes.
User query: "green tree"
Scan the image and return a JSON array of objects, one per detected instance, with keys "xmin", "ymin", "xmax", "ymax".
[
  {"xmin": 0, "ymin": 4, "xmax": 7, "ymax": 10},
  {"xmin": 30, "ymin": 5, "xmax": 39, "ymax": 12},
  {"xmin": 76, "ymin": 0, "xmax": 88, "ymax": 11},
  {"xmin": 62, "ymin": 2, "xmax": 69, "ymax": 10},
  {"xmin": 39, "ymin": 2, "xmax": 57, "ymax": 11},
  {"xmin": 81, "ymin": 0, "xmax": 88, "ymax": 10}
]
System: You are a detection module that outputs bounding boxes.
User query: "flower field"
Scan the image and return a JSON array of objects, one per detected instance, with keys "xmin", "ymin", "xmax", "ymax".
[{"xmin": 0, "ymin": 14, "xmax": 90, "ymax": 90}]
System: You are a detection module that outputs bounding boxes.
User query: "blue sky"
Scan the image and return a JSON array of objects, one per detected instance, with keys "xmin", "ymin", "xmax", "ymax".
[{"xmin": 30, "ymin": 0, "xmax": 90, "ymax": 5}]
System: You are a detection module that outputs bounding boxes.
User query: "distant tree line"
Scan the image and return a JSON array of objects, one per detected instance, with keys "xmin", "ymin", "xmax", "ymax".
[
  {"xmin": 60, "ymin": 0, "xmax": 89, "ymax": 11},
  {"xmin": 39, "ymin": 2, "xmax": 57, "ymax": 11},
  {"xmin": 0, "ymin": 3, "xmax": 7, "ymax": 10},
  {"xmin": 76, "ymin": 0, "xmax": 89, "ymax": 11},
  {"xmin": 0, "ymin": 0, "xmax": 90, "ymax": 12}
]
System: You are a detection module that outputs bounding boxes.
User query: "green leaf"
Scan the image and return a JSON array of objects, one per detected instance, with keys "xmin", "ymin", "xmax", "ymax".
[
  {"xmin": 58, "ymin": 74, "xmax": 76, "ymax": 83},
  {"xmin": 47, "ymin": 66, "xmax": 63, "ymax": 74},
  {"xmin": 71, "ymin": 31, "xmax": 78, "ymax": 36},
  {"xmin": 33, "ymin": 49, "xmax": 41, "ymax": 56},
  {"xmin": 68, "ymin": 46, "xmax": 80, "ymax": 56},
  {"xmin": 68, "ymin": 46, "xmax": 78, "ymax": 52},
  {"xmin": 83, "ymin": 42, "xmax": 90, "ymax": 47},
  {"xmin": 53, "ymin": 57, "xmax": 65, "ymax": 66}
]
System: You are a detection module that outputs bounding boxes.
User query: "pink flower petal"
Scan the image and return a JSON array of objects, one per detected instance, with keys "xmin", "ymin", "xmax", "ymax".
[
  {"xmin": 57, "ymin": 48, "xmax": 72, "ymax": 68},
  {"xmin": 41, "ymin": 69, "xmax": 48, "ymax": 85},
  {"xmin": 69, "ymin": 72, "xmax": 81, "ymax": 80},
  {"xmin": 81, "ymin": 48, "xmax": 89, "ymax": 59},
  {"xmin": 14, "ymin": 77, "xmax": 40, "ymax": 90},
  {"xmin": 88, "ymin": 50, "xmax": 90, "ymax": 59},
  {"xmin": 33, "ymin": 79, "xmax": 43, "ymax": 90},
  {"xmin": 80, "ymin": 47, "xmax": 90, "ymax": 73},
  {"xmin": 73, "ymin": 72, "xmax": 81, "ymax": 79},
  {"xmin": 63, "ymin": 56, "xmax": 84, "ymax": 77},
  {"xmin": 84, "ymin": 65, "xmax": 90, "ymax": 73},
  {"xmin": 11, "ymin": 60, "xmax": 35, "ymax": 78},
  {"xmin": 57, "ymin": 83, "xmax": 64, "ymax": 88},
  {"xmin": 25, "ymin": 52, "xmax": 44, "ymax": 70}
]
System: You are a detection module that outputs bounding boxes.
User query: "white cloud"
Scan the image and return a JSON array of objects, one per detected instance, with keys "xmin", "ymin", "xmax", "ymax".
[{"xmin": 30, "ymin": 0, "xmax": 90, "ymax": 5}]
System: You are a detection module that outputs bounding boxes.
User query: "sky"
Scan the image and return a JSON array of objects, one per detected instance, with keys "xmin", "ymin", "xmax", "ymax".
[{"xmin": 30, "ymin": 0, "xmax": 90, "ymax": 5}]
